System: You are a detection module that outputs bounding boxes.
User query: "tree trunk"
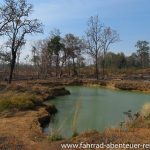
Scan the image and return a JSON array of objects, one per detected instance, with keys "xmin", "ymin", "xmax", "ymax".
[
  {"xmin": 8, "ymin": 54, "xmax": 16, "ymax": 84},
  {"xmin": 49, "ymin": 56, "xmax": 52, "ymax": 77},
  {"xmin": 102, "ymin": 50, "xmax": 107, "ymax": 79},
  {"xmin": 56, "ymin": 54, "xmax": 59, "ymax": 77},
  {"xmin": 72, "ymin": 57, "xmax": 77, "ymax": 76},
  {"xmin": 102, "ymin": 58, "xmax": 105, "ymax": 79},
  {"xmin": 68, "ymin": 61, "xmax": 71, "ymax": 76},
  {"xmin": 95, "ymin": 56, "xmax": 99, "ymax": 80}
]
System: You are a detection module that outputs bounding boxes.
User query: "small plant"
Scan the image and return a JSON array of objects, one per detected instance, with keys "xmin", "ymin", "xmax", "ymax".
[
  {"xmin": 119, "ymin": 121, "xmax": 125, "ymax": 129},
  {"xmin": 72, "ymin": 131, "xmax": 79, "ymax": 138},
  {"xmin": 48, "ymin": 128, "xmax": 63, "ymax": 141},
  {"xmin": 123, "ymin": 110, "xmax": 133, "ymax": 120}
]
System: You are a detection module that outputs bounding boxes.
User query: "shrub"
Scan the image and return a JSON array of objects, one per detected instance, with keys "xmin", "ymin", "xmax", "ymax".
[
  {"xmin": 0, "ymin": 100, "xmax": 13, "ymax": 111},
  {"xmin": 72, "ymin": 131, "xmax": 79, "ymax": 138}
]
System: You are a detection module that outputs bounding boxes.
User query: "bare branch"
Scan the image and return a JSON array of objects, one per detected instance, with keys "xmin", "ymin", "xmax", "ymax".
[{"xmin": 0, "ymin": 0, "xmax": 43, "ymax": 83}]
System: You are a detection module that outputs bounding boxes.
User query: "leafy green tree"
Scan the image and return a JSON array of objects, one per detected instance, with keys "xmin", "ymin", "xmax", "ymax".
[
  {"xmin": 135, "ymin": 40, "xmax": 150, "ymax": 68},
  {"xmin": 48, "ymin": 35, "xmax": 64, "ymax": 77},
  {"xmin": 115, "ymin": 53, "xmax": 127, "ymax": 69},
  {"xmin": 64, "ymin": 33, "xmax": 84, "ymax": 76}
]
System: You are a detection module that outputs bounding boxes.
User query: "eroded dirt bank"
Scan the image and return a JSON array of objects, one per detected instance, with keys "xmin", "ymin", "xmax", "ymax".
[
  {"xmin": 0, "ymin": 106, "xmax": 50, "ymax": 149},
  {"xmin": 0, "ymin": 82, "xmax": 70, "ymax": 149}
]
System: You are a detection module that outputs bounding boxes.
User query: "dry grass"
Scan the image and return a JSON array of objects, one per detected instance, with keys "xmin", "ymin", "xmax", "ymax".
[
  {"xmin": 0, "ymin": 136, "xmax": 25, "ymax": 150},
  {"xmin": 114, "ymin": 80, "xmax": 150, "ymax": 92},
  {"xmin": 72, "ymin": 96, "xmax": 82, "ymax": 137},
  {"xmin": 48, "ymin": 128, "xmax": 63, "ymax": 141},
  {"xmin": 141, "ymin": 103, "xmax": 150, "ymax": 116},
  {"xmin": 0, "ymin": 81, "xmax": 70, "ymax": 112},
  {"xmin": 0, "ymin": 91, "xmax": 40, "ymax": 111},
  {"xmin": 127, "ymin": 103, "xmax": 150, "ymax": 129}
]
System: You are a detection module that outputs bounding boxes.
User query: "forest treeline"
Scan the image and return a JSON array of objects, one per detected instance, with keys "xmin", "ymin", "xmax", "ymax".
[
  {"xmin": 0, "ymin": 0, "xmax": 150, "ymax": 82},
  {"xmin": 24, "ymin": 34, "xmax": 150, "ymax": 79}
]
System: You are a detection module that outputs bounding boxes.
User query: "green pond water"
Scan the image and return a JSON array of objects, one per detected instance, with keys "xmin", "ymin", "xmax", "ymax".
[{"xmin": 44, "ymin": 86, "xmax": 150, "ymax": 137}]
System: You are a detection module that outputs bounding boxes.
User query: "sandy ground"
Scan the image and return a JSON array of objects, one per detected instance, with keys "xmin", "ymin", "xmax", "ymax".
[{"xmin": 0, "ymin": 109, "xmax": 150, "ymax": 150}]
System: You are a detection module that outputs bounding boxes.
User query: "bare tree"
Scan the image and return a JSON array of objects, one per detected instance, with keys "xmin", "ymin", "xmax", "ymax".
[
  {"xmin": 31, "ymin": 39, "xmax": 51, "ymax": 79},
  {"xmin": 85, "ymin": 15, "xmax": 103, "ymax": 79},
  {"xmin": 0, "ymin": 48, "xmax": 11, "ymax": 73},
  {"xmin": 101, "ymin": 27, "xmax": 119, "ymax": 78},
  {"xmin": 0, "ymin": 0, "xmax": 14, "ymax": 35},
  {"xmin": 0, "ymin": 0, "xmax": 43, "ymax": 83},
  {"xmin": 40, "ymin": 40, "xmax": 50, "ymax": 78},
  {"xmin": 31, "ymin": 45, "xmax": 41, "ymax": 78}
]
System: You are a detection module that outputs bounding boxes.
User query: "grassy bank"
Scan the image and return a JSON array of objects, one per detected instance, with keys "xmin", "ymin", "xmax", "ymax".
[
  {"xmin": 0, "ymin": 82, "xmax": 70, "ymax": 112},
  {"xmin": 0, "ymin": 92, "xmax": 38, "ymax": 112}
]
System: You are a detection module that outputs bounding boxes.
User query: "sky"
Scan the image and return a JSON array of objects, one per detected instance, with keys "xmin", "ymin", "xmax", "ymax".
[{"xmin": 1, "ymin": 0, "xmax": 150, "ymax": 60}]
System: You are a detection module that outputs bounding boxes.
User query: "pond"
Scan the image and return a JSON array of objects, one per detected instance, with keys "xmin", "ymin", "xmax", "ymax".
[{"xmin": 44, "ymin": 86, "xmax": 150, "ymax": 137}]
